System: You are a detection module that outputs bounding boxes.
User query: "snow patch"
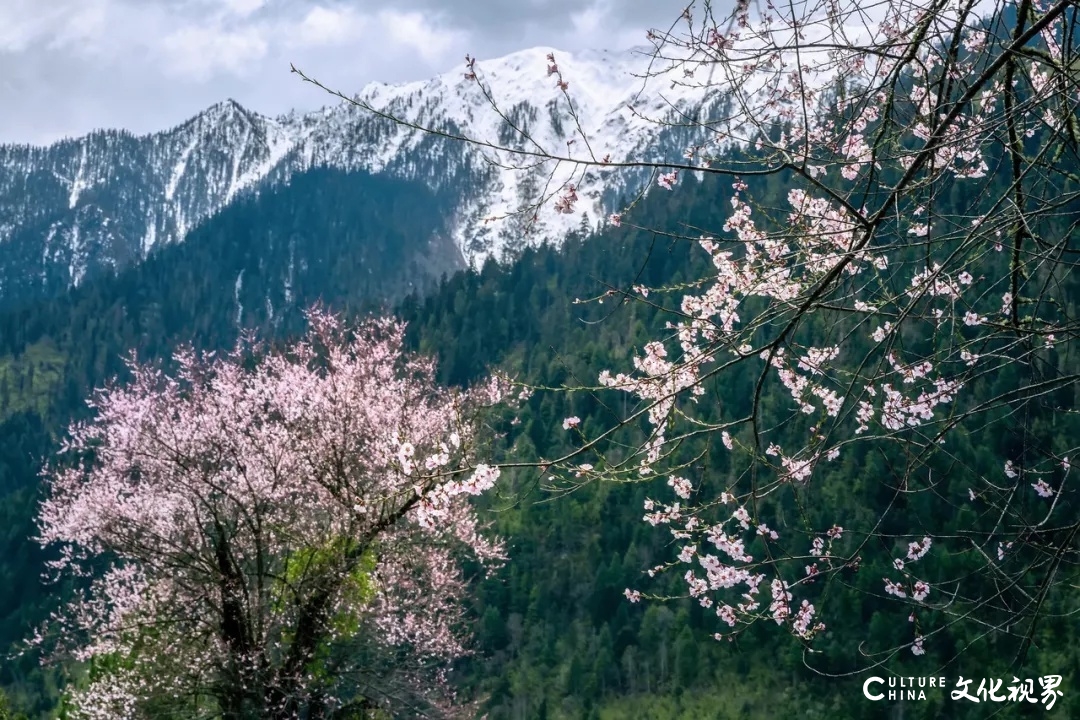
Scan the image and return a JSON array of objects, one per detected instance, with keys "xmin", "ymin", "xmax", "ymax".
[
  {"xmin": 166, "ymin": 136, "xmax": 199, "ymax": 203},
  {"xmin": 143, "ymin": 213, "xmax": 158, "ymax": 256},
  {"xmin": 235, "ymin": 269, "xmax": 244, "ymax": 325},
  {"xmin": 69, "ymin": 145, "xmax": 89, "ymax": 209}
]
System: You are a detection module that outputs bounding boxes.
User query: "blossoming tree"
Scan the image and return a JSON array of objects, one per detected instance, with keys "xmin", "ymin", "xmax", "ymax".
[
  {"xmin": 295, "ymin": 0, "xmax": 1080, "ymax": 666},
  {"xmin": 33, "ymin": 310, "xmax": 512, "ymax": 719}
]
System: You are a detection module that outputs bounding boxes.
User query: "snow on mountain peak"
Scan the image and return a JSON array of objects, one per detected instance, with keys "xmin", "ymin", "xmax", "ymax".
[
  {"xmin": 0, "ymin": 45, "xmax": 723, "ymax": 304},
  {"xmin": 308, "ymin": 45, "xmax": 717, "ymax": 263}
]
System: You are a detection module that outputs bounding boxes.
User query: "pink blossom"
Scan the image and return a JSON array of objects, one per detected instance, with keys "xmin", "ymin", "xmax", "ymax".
[
  {"xmin": 963, "ymin": 311, "xmax": 984, "ymax": 326},
  {"xmin": 793, "ymin": 600, "xmax": 822, "ymax": 639},
  {"xmin": 553, "ymin": 184, "xmax": 578, "ymax": 214},
  {"xmin": 912, "ymin": 581, "xmax": 930, "ymax": 602},
  {"xmin": 907, "ymin": 537, "xmax": 932, "ymax": 562},
  {"xmin": 668, "ymin": 476, "xmax": 693, "ymax": 499},
  {"xmin": 34, "ymin": 310, "xmax": 513, "ymax": 714},
  {"xmin": 1032, "ymin": 479, "xmax": 1054, "ymax": 498}
]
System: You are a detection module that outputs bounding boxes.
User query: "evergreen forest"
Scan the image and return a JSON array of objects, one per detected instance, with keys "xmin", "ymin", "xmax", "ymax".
[{"xmin": 0, "ymin": 158, "xmax": 1076, "ymax": 719}]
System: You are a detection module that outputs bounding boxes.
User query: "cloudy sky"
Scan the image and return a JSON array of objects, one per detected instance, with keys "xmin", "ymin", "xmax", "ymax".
[{"xmin": 0, "ymin": 0, "xmax": 689, "ymax": 145}]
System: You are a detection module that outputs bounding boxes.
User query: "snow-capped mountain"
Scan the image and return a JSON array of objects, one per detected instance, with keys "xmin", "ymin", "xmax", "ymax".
[{"xmin": 0, "ymin": 46, "xmax": 718, "ymax": 308}]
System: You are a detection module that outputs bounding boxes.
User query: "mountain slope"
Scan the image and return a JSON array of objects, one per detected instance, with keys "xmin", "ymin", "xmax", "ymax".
[{"xmin": 0, "ymin": 166, "xmax": 461, "ymax": 387}]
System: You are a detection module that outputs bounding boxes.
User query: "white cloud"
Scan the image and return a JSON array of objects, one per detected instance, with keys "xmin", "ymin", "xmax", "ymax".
[
  {"xmin": 0, "ymin": 0, "xmax": 689, "ymax": 143},
  {"xmin": 223, "ymin": 0, "xmax": 266, "ymax": 18},
  {"xmin": 377, "ymin": 9, "xmax": 464, "ymax": 66},
  {"xmin": 571, "ymin": 4, "xmax": 604, "ymax": 37},
  {"xmin": 0, "ymin": 2, "xmax": 71, "ymax": 52},
  {"xmin": 567, "ymin": 0, "xmax": 646, "ymax": 55},
  {"xmin": 161, "ymin": 24, "xmax": 269, "ymax": 80},
  {"xmin": 293, "ymin": 6, "xmax": 368, "ymax": 47},
  {"xmin": 49, "ymin": 1, "xmax": 110, "ymax": 52}
]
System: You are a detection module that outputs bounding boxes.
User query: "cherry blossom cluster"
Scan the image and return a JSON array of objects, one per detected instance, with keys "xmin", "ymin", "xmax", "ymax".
[
  {"xmin": 34, "ymin": 309, "xmax": 514, "ymax": 718},
  {"xmin": 628, "ymin": 475, "xmax": 858, "ymax": 640},
  {"xmin": 525, "ymin": 0, "xmax": 1080, "ymax": 656}
]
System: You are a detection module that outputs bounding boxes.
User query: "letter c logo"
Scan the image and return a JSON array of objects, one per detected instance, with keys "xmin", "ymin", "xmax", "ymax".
[{"xmin": 863, "ymin": 676, "xmax": 884, "ymax": 701}]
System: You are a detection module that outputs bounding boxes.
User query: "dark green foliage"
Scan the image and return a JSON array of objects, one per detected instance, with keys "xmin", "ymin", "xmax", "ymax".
[
  {"xmin": 0, "ymin": 163, "xmax": 1077, "ymax": 719},
  {"xmin": 398, "ymin": 172, "xmax": 1080, "ymax": 719}
]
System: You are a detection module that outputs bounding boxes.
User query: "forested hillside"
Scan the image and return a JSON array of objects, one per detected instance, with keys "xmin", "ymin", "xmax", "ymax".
[
  {"xmin": 401, "ymin": 172, "xmax": 1080, "ymax": 719},
  {"xmin": 0, "ymin": 157, "xmax": 1076, "ymax": 717}
]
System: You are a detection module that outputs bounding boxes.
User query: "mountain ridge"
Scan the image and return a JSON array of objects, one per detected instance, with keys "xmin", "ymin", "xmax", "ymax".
[{"xmin": 0, "ymin": 45, "xmax": 720, "ymax": 310}]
